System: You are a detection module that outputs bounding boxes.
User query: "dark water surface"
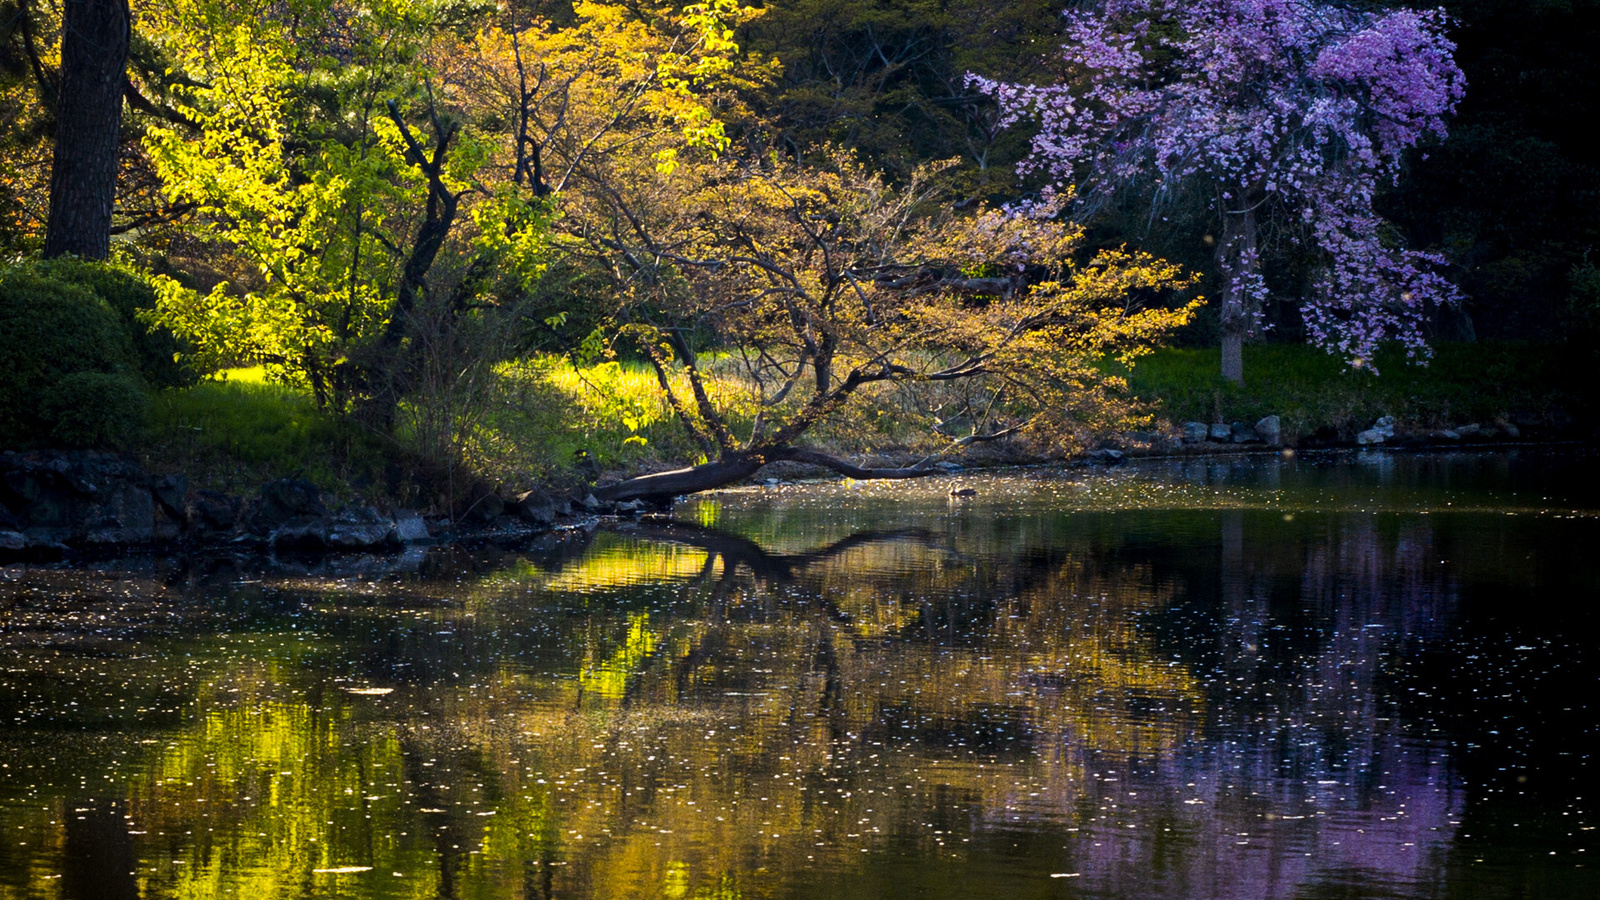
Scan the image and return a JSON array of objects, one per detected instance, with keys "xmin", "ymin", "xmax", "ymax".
[{"xmin": 2, "ymin": 449, "xmax": 1598, "ymax": 899}]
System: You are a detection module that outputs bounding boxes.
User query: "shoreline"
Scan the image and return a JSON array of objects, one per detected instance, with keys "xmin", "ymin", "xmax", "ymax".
[{"xmin": 5, "ymin": 440, "xmax": 1592, "ymax": 565}]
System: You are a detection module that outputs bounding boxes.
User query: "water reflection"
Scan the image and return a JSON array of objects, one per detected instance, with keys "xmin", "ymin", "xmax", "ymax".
[{"xmin": 1, "ymin": 450, "xmax": 1597, "ymax": 899}]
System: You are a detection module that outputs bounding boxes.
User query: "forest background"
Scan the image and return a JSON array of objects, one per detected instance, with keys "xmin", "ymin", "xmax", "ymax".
[{"xmin": 1, "ymin": 0, "xmax": 1596, "ymax": 511}]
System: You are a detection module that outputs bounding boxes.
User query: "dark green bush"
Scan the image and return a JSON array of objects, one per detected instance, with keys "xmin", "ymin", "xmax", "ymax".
[
  {"xmin": 32, "ymin": 257, "xmax": 198, "ymax": 389},
  {"xmin": 0, "ymin": 267, "xmax": 143, "ymax": 447},
  {"xmin": 40, "ymin": 372, "xmax": 149, "ymax": 448}
]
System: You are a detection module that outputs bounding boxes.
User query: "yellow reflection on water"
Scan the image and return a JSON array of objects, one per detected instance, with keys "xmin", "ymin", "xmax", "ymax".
[{"xmin": 543, "ymin": 536, "xmax": 713, "ymax": 592}]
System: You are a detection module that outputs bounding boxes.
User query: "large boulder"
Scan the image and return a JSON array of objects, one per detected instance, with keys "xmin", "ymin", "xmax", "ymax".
[
  {"xmin": 152, "ymin": 474, "xmax": 188, "ymax": 522},
  {"xmin": 190, "ymin": 489, "xmax": 242, "ymax": 534},
  {"xmin": 1358, "ymin": 415, "xmax": 1397, "ymax": 446},
  {"xmin": 321, "ymin": 507, "xmax": 395, "ymax": 550},
  {"xmin": 1208, "ymin": 423, "xmax": 1231, "ymax": 442},
  {"xmin": 1254, "ymin": 415, "xmax": 1282, "ymax": 446},
  {"xmin": 1182, "ymin": 422, "xmax": 1210, "ymax": 443},
  {"xmin": 513, "ymin": 489, "xmax": 559, "ymax": 525},
  {"xmin": 390, "ymin": 511, "xmax": 431, "ymax": 544},
  {"xmin": 460, "ymin": 487, "xmax": 506, "ymax": 523},
  {"xmin": 80, "ymin": 480, "xmax": 156, "ymax": 545},
  {"xmin": 273, "ymin": 506, "xmax": 395, "ymax": 551}
]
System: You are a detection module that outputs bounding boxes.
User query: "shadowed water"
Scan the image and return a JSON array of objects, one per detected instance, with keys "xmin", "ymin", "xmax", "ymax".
[{"xmin": 1, "ymin": 449, "xmax": 1597, "ymax": 899}]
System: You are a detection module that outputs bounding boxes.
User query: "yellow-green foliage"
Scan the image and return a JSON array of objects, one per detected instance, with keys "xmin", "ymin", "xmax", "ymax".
[
  {"xmin": 558, "ymin": 153, "xmax": 1200, "ymax": 465},
  {"xmin": 138, "ymin": 0, "xmax": 773, "ymax": 419},
  {"xmin": 140, "ymin": 0, "xmax": 464, "ymax": 402}
]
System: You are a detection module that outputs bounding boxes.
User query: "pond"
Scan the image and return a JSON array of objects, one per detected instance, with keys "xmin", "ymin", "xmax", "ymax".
[{"xmin": 2, "ymin": 449, "xmax": 1598, "ymax": 899}]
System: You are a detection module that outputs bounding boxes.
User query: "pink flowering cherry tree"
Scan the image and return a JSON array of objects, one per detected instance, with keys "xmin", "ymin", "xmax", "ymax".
[{"xmin": 969, "ymin": 0, "xmax": 1466, "ymax": 382}]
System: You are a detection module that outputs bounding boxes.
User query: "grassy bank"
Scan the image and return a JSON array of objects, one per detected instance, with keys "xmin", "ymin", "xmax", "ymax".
[
  {"xmin": 142, "ymin": 361, "xmax": 733, "ymax": 502},
  {"xmin": 134, "ymin": 342, "xmax": 1590, "ymax": 511},
  {"xmin": 144, "ymin": 368, "xmax": 390, "ymax": 498},
  {"xmin": 1123, "ymin": 342, "xmax": 1593, "ymax": 440}
]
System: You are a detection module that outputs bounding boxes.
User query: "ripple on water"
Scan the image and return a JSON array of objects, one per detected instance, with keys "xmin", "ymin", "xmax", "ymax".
[{"xmin": 1, "ymin": 450, "xmax": 1598, "ymax": 898}]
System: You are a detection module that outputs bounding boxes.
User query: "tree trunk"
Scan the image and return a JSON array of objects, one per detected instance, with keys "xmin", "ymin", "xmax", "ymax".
[
  {"xmin": 42, "ymin": 0, "xmax": 130, "ymax": 260},
  {"xmin": 355, "ymin": 102, "xmax": 460, "ymax": 429},
  {"xmin": 1216, "ymin": 199, "xmax": 1259, "ymax": 385},
  {"xmin": 593, "ymin": 455, "xmax": 767, "ymax": 502},
  {"xmin": 593, "ymin": 447, "xmax": 938, "ymax": 503},
  {"xmin": 1220, "ymin": 328, "xmax": 1244, "ymax": 384}
]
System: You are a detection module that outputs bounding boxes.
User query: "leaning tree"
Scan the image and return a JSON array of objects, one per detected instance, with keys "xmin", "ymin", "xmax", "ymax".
[
  {"xmin": 969, "ymin": 0, "xmax": 1465, "ymax": 382},
  {"xmin": 559, "ymin": 152, "xmax": 1199, "ymax": 502}
]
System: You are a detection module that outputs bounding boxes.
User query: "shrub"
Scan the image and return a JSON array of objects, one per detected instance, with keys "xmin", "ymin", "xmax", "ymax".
[
  {"xmin": 32, "ymin": 257, "xmax": 198, "ymax": 389},
  {"xmin": 0, "ymin": 267, "xmax": 143, "ymax": 447},
  {"xmin": 40, "ymin": 372, "xmax": 149, "ymax": 448}
]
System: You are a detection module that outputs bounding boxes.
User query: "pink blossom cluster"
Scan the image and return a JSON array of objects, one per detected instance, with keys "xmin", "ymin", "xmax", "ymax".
[{"xmin": 969, "ymin": 0, "xmax": 1465, "ymax": 365}]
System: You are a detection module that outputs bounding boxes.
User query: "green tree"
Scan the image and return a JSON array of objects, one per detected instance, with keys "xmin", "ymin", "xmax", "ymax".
[
  {"xmin": 141, "ymin": 0, "xmax": 762, "ymax": 444},
  {"xmin": 738, "ymin": 0, "xmax": 1064, "ymax": 192},
  {"xmin": 141, "ymin": 0, "xmax": 526, "ymax": 421}
]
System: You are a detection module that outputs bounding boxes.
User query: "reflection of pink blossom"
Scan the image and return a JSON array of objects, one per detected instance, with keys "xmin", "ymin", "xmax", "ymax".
[
  {"xmin": 979, "ymin": 506, "xmax": 1464, "ymax": 898},
  {"xmin": 968, "ymin": 0, "xmax": 1466, "ymax": 364}
]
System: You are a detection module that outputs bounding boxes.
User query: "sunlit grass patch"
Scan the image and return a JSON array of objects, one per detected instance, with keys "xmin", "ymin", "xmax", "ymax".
[
  {"xmin": 460, "ymin": 353, "xmax": 969, "ymax": 486},
  {"xmin": 146, "ymin": 368, "xmax": 387, "ymax": 495},
  {"xmin": 458, "ymin": 357, "xmax": 712, "ymax": 487}
]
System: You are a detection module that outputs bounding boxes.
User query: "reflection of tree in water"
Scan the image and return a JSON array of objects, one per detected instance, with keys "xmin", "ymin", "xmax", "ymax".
[
  {"xmin": 1132, "ymin": 510, "xmax": 1464, "ymax": 897},
  {"xmin": 6, "ymin": 491, "xmax": 1591, "ymax": 899}
]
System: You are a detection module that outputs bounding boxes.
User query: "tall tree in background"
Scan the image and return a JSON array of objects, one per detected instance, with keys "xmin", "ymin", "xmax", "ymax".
[
  {"xmin": 42, "ymin": 0, "xmax": 129, "ymax": 259},
  {"xmin": 1387, "ymin": 0, "xmax": 1600, "ymax": 343},
  {"xmin": 971, "ymin": 0, "xmax": 1465, "ymax": 383},
  {"xmin": 736, "ymin": 0, "xmax": 1063, "ymax": 191}
]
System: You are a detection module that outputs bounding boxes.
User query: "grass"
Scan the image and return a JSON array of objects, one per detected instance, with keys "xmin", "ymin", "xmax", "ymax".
[
  {"xmin": 141, "ymin": 361, "xmax": 709, "ymax": 502},
  {"xmin": 1123, "ymin": 342, "xmax": 1592, "ymax": 439},
  {"xmin": 145, "ymin": 367, "xmax": 390, "ymax": 498},
  {"xmin": 460, "ymin": 357, "xmax": 716, "ymax": 486}
]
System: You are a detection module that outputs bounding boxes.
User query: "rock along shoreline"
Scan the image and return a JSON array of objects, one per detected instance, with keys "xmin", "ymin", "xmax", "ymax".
[{"xmin": 0, "ymin": 449, "xmax": 607, "ymax": 562}]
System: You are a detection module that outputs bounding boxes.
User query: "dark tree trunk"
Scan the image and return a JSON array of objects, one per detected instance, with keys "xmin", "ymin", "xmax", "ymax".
[
  {"xmin": 593, "ymin": 455, "xmax": 767, "ymax": 502},
  {"xmin": 1216, "ymin": 201, "xmax": 1259, "ymax": 385},
  {"xmin": 593, "ymin": 447, "xmax": 938, "ymax": 503},
  {"xmin": 42, "ymin": 0, "xmax": 130, "ymax": 260},
  {"xmin": 1220, "ymin": 327, "xmax": 1244, "ymax": 385},
  {"xmin": 354, "ymin": 101, "xmax": 461, "ymax": 429}
]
